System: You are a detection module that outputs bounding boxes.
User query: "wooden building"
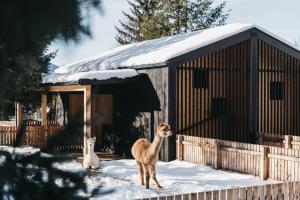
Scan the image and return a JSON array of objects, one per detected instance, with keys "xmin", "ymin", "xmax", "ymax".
[{"xmin": 42, "ymin": 23, "xmax": 300, "ymax": 161}]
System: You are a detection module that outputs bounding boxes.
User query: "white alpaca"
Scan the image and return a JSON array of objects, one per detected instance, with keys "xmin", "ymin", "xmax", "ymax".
[{"xmin": 83, "ymin": 137, "xmax": 100, "ymax": 169}]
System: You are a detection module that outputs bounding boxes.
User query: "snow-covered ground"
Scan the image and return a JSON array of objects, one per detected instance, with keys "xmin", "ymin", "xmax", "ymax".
[
  {"xmin": 85, "ymin": 160, "xmax": 277, "ymax": 199},
  {"xmin": 0, "ymin": 145, "xmax": 40, "ymax": 156},
  {"xmin": 0, "ymin": 146, "xmax": 277, "ymax": 199}
]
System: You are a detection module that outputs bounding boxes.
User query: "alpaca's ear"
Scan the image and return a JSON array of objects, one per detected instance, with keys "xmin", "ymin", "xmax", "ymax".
[{"xmin": 158, "ymin": 122, "xmax": 164, "ymax": 126}]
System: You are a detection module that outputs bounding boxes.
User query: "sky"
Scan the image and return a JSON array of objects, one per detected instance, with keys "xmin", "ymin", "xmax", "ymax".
[{"xmin": 49, "ymin": 0, "xmax": 300, "ymax": 66}]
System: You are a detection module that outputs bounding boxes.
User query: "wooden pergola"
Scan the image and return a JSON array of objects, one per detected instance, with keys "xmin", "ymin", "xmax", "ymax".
[{"xmin": 41, "ymin": 84, "xmax": 92, "ymax": 155}]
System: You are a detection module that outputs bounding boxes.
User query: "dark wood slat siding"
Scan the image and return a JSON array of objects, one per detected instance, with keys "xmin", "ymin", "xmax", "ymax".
[
  {"xmin": 257, "ymin": 40, "xmax": 300, "ymax": 140},
  {"xmin": 176, "ymin": 40, "xmax": 251, "ymax": 141},
  {"xmin": 136, "ymin": 67, "xmax": 171, "ymax": 161}
]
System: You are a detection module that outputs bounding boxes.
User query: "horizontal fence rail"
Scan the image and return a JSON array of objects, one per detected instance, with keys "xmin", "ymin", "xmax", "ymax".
[
  {"xmin": 177, "ymin": 135, "xmax": 300, "ymax": 182},
  {"xmin": 138, "ymin": 181, "xmax": 300, "ymax": 200},
  {"xmin": 0, "ymin": 120, "xmax": 59, "ymax": 126},
  {"xmin": 258, "ymin": 133, "xmax": 300, "ymax": 150}
]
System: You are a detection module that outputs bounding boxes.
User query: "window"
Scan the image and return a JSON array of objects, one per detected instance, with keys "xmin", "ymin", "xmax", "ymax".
[
  {"xmin": 211, "ymin": 97, "xmax": 227, "ymax": 117},
  {"xmin": 193, "ymin": 68, "xmax": 209, "ymax": 89},
  {"xmin": 270, "ymin": 81, "xmax": 284, "ymax": 100}
]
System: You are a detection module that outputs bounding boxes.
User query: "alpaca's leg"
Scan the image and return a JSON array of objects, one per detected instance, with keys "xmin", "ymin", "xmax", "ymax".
[
  {"xmin": 137, "ymin": 161, "xmax": 144, "ymax": 185},
  {"xmin": 149, "ymin": 165, "xmax": 162, "ymax": 188},
  {"xmin": 143, "ymin": 164, "xmax": 150, "ymax": 189}
]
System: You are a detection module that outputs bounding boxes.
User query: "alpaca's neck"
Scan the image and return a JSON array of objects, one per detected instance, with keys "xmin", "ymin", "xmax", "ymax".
[
  {"xmin": 149, "ymin": 134, "xmax": 164, "ymax": 156},
  {"xmin": 87, "ymin": 146, "xmax": 94, "ymax": 155}
]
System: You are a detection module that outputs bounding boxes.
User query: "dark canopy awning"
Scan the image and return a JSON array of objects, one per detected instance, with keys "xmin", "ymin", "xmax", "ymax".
[{"xmin": 91, "ymin": 73, "xmax": 160, "ymax": 112}]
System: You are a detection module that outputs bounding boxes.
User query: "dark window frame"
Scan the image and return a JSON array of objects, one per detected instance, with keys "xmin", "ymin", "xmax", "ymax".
[
  {"xmin": 211, "ymin": 97, "xmax": 227, "ymax": 117},
  {"xmin": 193, "ymin": 68, "xmax": 209, "ymax": 89},
  {"xmin": 270, "ymin": 81, "xmax": 284, "ymax": 100}
]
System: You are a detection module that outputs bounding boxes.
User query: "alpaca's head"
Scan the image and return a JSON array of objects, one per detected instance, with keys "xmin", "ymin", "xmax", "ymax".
[
  {"xmin": 87, "ymin": 137, "xmax": 96, "ymax": 150},
  {"xmin": 157, "ymin": 122, "xmax": 172, "ymax": 138}
]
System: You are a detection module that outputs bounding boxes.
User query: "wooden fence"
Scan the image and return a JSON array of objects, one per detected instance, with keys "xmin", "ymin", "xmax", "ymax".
[
  {"xmin": 0, "ymin": 121, "xmax": 83, "ymax": 151},
  {"xmin": 0, "ymin": 120, "xmax": 58, "ymax": 126},
  {"xmin": 257, "ymin": 132, "xmax": 285, "ymax": 147},
  {"xmin": 257, "ymin": 133, "xmax": 300, "ymax": 150},
  {"xmin": 177, "ymin": 135, "xmax": 300, "ymax": 182},
  {"xmin": 139, "ymin": 181, "xmax": 300, "ymax": 200}
]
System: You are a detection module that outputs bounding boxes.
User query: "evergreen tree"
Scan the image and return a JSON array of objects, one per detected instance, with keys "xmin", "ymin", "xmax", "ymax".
[
  {"xmin": 0, "ymin": 0, "xmax": 102, "ymax": 105},
  {"xmin": 115, "ymin": 0, "xmax": 230, "ymax": 44},
  {"xmin": 115, "ymin": 0, "xmax": 162, "ymax": 44},
  {"xmin": 187, "ymin": 0, "xmax": 229, "ymax": 32}
]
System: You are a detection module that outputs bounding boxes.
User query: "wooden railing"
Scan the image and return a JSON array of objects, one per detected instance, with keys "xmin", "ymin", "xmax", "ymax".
[
  {"xmin": 257, "ymin": 132, "xmax": 285, "ymax": 147},
  {"xmin": 177, "ymin": 135, "xmax": 300, "ymax": 181},
  {"xmin": 258, "ymin": 133, "xmax": 300, "ymax": 150},
  {"xmin": 0, "ymin": 120, "xmax": 58, "ymax": 126},
  {"xmin": 139, "ymin": 181, "xmax": 300, "ymax": 200},
  {"xmin": 0, "ymin": 121, "xmax": 83, "ymax": 152}
]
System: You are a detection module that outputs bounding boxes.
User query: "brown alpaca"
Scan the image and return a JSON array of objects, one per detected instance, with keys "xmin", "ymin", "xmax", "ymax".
[{"xmin": 131, "ymin": 122, "xmax": 172, "ymax": 189}]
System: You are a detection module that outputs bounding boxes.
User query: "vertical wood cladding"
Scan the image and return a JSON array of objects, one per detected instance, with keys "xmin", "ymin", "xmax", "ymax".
[
  {"xmin": 137, "ymin": 67, "xmax": 169, "ymax": 132},
  {"xmin": 176, "ymin": 40, "xmax": 251, "ymax": 142},
  {"xmin": 258, "ymin": 40, "xmax": 300, "ymax": 137},
  {"xmin": 176, "ymin": 38, "xmax": 300, "ymax": 142},
  {"xmin": 136, "ymin": 67, "xmax": 169, "ymax": 160}
]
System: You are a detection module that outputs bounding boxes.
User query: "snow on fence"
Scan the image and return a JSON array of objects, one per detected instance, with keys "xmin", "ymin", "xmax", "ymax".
[
  {"xmin": 177, "ymin": 135, "xmax": 300, "ymax": 182},
  {"xmin": 0, "ymin": 121, "xmax": 15, "ymax": 126},
  {"xmin": 257, "ymin": 132, "xmax": 285, "ymax": 148},
  {"xmin": 257, "ymin": 133, "xmax": 300, "ymax": 150},
  {"xmin": 285, "ymin": 135, "xmax": 300, "ymax": 150},
  {"xmin": 139, "ymin": 181, "xmax": 300, "ymax": 200},
  {"xmin": 0, "ymin": 121, "xmax": 83, "ymax": 151}
]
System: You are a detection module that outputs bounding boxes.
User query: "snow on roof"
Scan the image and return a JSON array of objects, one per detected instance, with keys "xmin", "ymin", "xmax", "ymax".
[
  {"xmin": 44, "ymin": 23, "xmax": 299, "ymax": 84},
  {"xmin": 54, "ymin": 23, "xmax": 254, "ymax": 74},
  {"xmin": 42, "ymin": 69, "xmax": 138, "ymax": 84}
]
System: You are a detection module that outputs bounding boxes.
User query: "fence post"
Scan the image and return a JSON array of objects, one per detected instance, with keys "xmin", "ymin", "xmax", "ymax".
[
  {"xmin": 284, "ymin": 135, "xmax": 292, "ymax": 149},
  {"xmin": 260, "ymin": 146, "xmax": 269, "ymax": 180},
  {"xmin": 213, "ymin": 139, "xmax": 220, "ymax": 169},
  {"xmin": 177, "ymin": 135, "xmax": 183, "ymax": 160},
  {"xmin": 41, "ymin": 94, "xmax": 47, "ymax": 127},
  {"xmin": 16, "ymin": 102, "xmax": 23, "ymax": 129}
]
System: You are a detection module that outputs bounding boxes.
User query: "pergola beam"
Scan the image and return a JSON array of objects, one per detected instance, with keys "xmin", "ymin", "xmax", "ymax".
[
  {"xmin": 83, "ymin": 85, "xmax": 92, "ymax": 155},
  {"xmin": 41, "ymin": 94, "xmax": 47, "ymax": 126},
  {"xmin": 47, "ymin": 84, "xmax": 87, "ymax": 92},
  {"xmin": 44, "ymin": 84, "xmax": 92, "ymax": 156}
]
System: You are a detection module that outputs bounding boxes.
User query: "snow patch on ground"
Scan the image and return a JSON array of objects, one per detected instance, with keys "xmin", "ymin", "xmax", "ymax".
[
  {"xmin": 0, "ymin": 146, "xmax": 277, "ymax": 199},
  {"xmin": 98, "ymin": 160, "xmax": 277, "ymax": 199},
  {"xmin": 59, "ymin": 159, "xmax": 277, "ymax": 200},
  {"xmin": 0, "ymin": 145, "xmax": 40, "ymax": 156}
]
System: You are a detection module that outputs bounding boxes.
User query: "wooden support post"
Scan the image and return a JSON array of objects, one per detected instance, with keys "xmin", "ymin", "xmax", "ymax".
[
  {"xmin": 41, "ymin": 94, "xmax": 47, "ymax": 126},
  {"xmin": 249, "ymin": 31, "xmax": 258, "ymax": 142},
  {"xmin": 285, "ymin": 135, "xmax": 292, "ymax": 149},
  {"xmin": 16, "ymin": 102, "xmax": 23, "ymax": 128},
  {"xmin": 150, "ymin": 111, "xmax": 154, "ymax": 142},
  {"xmin": 213, "ymin": 139, "xmax": 221, "ymax": 170},
  {"xmin": 166, "ymin": 62, "xmax": 177, "ymax": 161},
  {"xmin": 91, "ymin": 93, "xmax": 96, "ymax": 140},
  {"xmin": 260, "ymin": 146, "xmax": 269, "ymax": 180},
  {"xmin": 83, "ymin": 85, "xmax": 92, "ymax": 156},
  {"xmin": 177, "ymin": 135, "xmax": 183, "ymax": 160}
]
